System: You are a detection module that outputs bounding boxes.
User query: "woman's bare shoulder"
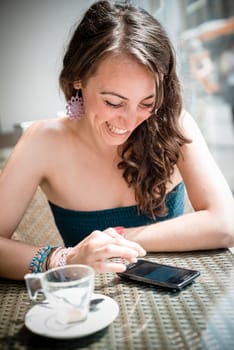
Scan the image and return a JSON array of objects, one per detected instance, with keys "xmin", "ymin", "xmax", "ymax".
[
  {"xmin": 19, "ymin": 117, "xmax": 73, "ymax": 147},
  {"xmin": 178, "ymin": 109, "xmax": 200, "ymax": 139},
  {"xmin": 23, "ymin": 117, "xmax": 68, "ymax": 136},
  {"xmin": 6, "ymin": 117, "xmax": 73, "ymax": 170}
]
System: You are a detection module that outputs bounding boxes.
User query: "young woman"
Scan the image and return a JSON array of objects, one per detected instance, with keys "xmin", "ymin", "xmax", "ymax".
[{"xmin": 0, "ymin": 0, "xmax": 233, "ymax": 279}]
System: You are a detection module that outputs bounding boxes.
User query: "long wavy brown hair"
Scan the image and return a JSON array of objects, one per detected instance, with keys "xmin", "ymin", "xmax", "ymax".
[{"xmin": 59, "ymin": 0, "xmax": 191, "ymax": 218}]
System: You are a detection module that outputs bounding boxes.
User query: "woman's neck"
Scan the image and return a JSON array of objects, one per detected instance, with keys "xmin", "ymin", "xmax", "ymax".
[{"xmin": 77, "ymin": 118, "xmax": 119, "ymax": 161}]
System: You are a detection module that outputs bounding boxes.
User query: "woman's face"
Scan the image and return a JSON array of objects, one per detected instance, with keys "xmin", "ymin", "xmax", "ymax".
[{"xmin": 79, "ymin": 54, "xmax": 156, "ymax": 147}]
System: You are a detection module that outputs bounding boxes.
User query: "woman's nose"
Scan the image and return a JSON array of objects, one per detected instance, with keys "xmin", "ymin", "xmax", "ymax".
[
  {"xmin": 121, "ymin": 107, "xmax": 147, "ymax": 129},
  {"xmin": 121, "ymin": 112, "xmax": 137, "ymax": 129}
]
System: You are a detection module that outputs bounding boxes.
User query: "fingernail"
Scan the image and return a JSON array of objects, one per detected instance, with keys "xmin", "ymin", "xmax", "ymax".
[
  {"xmin": 130, "ymin": 257, "xmax": 138, "ymax": 263},
  {"xmin": 120, "ymin": 264, "xmax": 127, "ymax": 272}
]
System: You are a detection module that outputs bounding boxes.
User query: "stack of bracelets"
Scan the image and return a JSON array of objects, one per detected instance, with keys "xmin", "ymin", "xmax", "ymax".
[
  {"xmin": 28, "ymin": 245, "xmax": 72, "ymax": 273},
  {"xmin": 28, "ymin": 226, "xmax": 125, "ymax": 273}
]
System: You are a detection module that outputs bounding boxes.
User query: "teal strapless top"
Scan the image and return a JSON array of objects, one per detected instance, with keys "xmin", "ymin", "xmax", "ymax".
[{"xmin": 48, "ymin": 182, "xmax": 185, "ymax": 247}]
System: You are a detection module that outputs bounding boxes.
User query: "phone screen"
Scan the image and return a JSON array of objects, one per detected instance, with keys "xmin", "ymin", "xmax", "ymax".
[{"xmin": 118, "ymin": 259, "xmax": 200, "ymax": 290}]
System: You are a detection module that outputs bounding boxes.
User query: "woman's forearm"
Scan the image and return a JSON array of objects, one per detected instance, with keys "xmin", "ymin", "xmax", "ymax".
[
  {"xmin": 124, "ymin": 210, "xmax": 234, "ymax": 252},
  {"xmin": 0, "ymin": 238, "xmax": 40, "ymax": 280}
]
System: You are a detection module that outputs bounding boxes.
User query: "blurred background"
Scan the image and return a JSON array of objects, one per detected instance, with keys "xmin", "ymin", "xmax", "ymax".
[{"xmin": 0, "ymin": 0, "xmax": 233, "ymax": 192}]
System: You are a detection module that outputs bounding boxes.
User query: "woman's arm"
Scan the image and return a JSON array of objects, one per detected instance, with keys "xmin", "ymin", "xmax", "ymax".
[
  {"xmin": 0, "ymin": 122, "xmax": 51, "ymax": 279},
  {"xmin": 0, "ymin": 121, "xmax": 145, "ymax": 279},
  {"xmin": 124, "ymin": 111, "xmax": 234, "ymax": 251}
]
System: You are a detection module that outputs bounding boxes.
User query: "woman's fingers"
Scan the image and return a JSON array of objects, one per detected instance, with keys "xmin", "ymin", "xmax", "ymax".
[
  {"xmin": 94, "ymin": 244, "xmax": 138, "ymax": 262},
  {"xmin": 103, "ymin": 227, "xmax": 146, "ymax": 256},
  {"xmin": 82, "ymin": 228, "xmax": 146, "ymax": 257},
  {"xmin": 94, "ymin": 261, "xmax": 127, "ymax": 273},
  {"xmin": 70, "ymin": 227, "xmax": 146, "ymax": 272},
  {"xmin": 103, "ymin": 227, "xmax": 121, "ymax": 238}
]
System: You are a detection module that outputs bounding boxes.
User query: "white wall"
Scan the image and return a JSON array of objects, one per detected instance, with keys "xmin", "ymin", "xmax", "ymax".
[
  {"xmin": 0, "ymin": 0, "xmax": 177, "ymax": 132},
  {"xmin": 0, "ymin": 0, "xmax": 94, "ymax": 132}
]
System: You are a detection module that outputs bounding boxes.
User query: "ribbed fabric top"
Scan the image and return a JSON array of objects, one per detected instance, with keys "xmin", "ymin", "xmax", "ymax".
[{"xmin": 48, "ymin": 182, "xmax": 185, "ymax": 246}]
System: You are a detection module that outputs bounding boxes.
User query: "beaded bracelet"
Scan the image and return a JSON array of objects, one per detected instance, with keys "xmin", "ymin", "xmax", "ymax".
[
  {"xmin": 59, "ymin": 247, "xmax": 73, "ymax": 266},
  {"xmin": 45, "ymin": 247, "xmax": 73, "ymax": 270},
  {"xmin": 28, "ymin": 245, "xmax": 53, "ymax": 273}
]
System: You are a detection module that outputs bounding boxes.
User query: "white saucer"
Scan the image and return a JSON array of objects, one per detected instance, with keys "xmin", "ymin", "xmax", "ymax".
[{"xmin": 25, "ymin": 293, "xmax": 119, "ymax": 339}]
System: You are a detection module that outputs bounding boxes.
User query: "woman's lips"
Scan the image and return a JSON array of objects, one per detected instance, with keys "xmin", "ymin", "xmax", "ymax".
[{"xmin": 105, "ymin": 121, "xmax": 128, "ymax": 135}]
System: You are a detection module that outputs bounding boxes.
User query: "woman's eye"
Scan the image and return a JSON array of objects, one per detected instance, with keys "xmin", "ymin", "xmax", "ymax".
[
  {"xmin": 105, "ymin": 100, "xmax": 123, "ymax": 108},
  {"xmin": 141, "ymin": 103, "xmax": 154, "ymax": 109}
]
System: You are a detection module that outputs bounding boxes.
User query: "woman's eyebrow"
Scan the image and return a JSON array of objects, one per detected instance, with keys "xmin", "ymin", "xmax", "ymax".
[
  {"xmin": 142, "ymin": 94, "xmax": 155, "ymax": 101},
  {"xmin": 100, "ymin": 91, "xmax": 128, "ymax": 100},
  {"xmin": 100, "ymin": 91, "xmax": 155, "ymax": 101}
]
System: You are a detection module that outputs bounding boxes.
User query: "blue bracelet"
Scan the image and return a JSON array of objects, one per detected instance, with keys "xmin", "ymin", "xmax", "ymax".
[{"xmin": 28, "ymin": 245, "xmax": 53, "ymax": 273}]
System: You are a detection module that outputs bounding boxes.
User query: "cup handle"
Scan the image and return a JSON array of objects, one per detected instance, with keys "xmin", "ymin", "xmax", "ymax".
[{"xmin": 24, "ymin": 273, "xmax": 43, "ymax": 301}]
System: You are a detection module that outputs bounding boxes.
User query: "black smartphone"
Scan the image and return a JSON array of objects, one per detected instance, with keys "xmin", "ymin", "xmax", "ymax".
[{"xmin": 118, "ymin": 259, "xmax": 200, "ymax": 290}]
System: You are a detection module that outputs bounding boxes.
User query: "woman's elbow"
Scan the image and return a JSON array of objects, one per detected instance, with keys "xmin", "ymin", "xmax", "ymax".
[{"xmin": 219, "ymin": 213, "xmax": 234, "ymax": 248}]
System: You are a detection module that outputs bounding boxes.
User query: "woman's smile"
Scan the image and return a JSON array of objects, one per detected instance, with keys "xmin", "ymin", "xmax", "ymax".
[{"xmin": 105, "ymin": 121, "xmax": 128, "ymax": 135}]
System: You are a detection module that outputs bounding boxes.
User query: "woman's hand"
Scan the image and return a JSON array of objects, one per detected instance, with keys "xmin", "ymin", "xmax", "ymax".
[{"xmin": 66, "ymin": 227, "xmax": 146, "ymax": 273}]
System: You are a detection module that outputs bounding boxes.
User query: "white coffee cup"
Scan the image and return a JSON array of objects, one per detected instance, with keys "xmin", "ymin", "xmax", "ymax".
[{"xmin": 24, "ymin": 264, "xmax": 95, "ymax": 324}]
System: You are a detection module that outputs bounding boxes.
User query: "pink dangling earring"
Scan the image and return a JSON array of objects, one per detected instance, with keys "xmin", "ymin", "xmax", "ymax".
[{"xmin": 66, "ymin": 90, "xmax": 84, "ymax": 120}]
